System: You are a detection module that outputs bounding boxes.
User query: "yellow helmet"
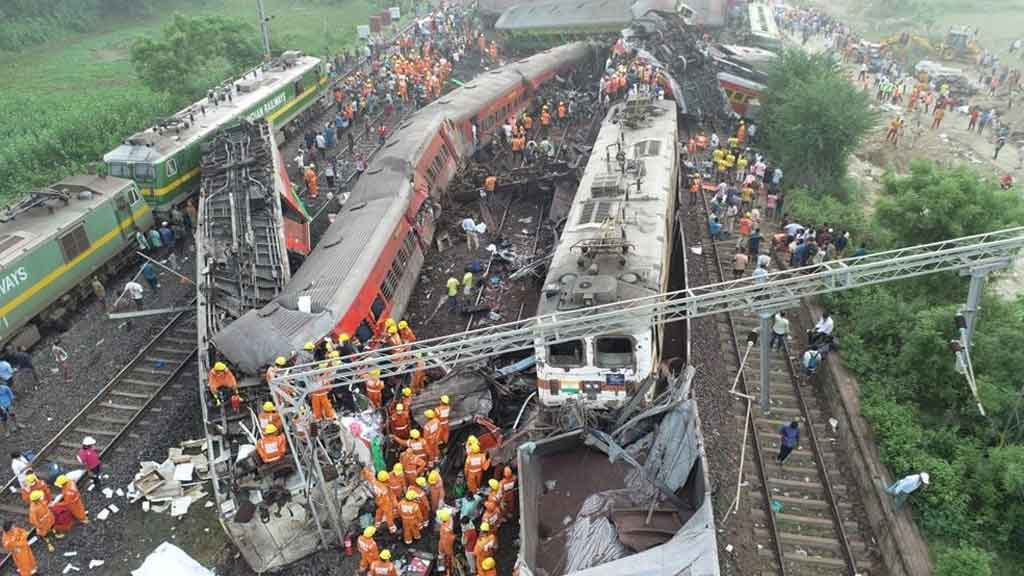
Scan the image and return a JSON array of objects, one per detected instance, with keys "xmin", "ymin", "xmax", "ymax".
[
  {"xmin": 480, "ymin": 522, "xmax": 491, "ymax": 532},
  {"xmin": 440, "ymin": 395, "xmax": 450, "ymax": 405},
  {"xmin": 482, "ymin": 558, "xmax": 496, "ymax": 570},
  {"xmin": 264, "ymin": 424, "xmax": 278, "ymax": 435},
  {"xmin": 469, "ymin": 443, "xmax": 480, "ymax": 454},
  {"xmin": 213, "ymin": 362, "xmax": 227, "ymax": 372},
  {"xmin": 437, "ymin": 508, "xmax": 451, "ymax": 522},
  {"xmin": 263, "ymin": 401, "xmax": 275, "ymax": 412},
  {"xmin": 329, "ymin": 351, "xmax": 341, "ymax": 359},
  {"xmin": 405, "ymin": 490, "xmax": 417, "ymax": 500},
  {"xmin": 318, "ymin": 362, "xmax": 329, "ymax": 369},
  {"xmin": 467, "ymin": 435, "xmax": 479, "ymax": 446},
  {"xmin": 25, "ymin": 474, "xmax": 37, "ymax": 484},
  {"xmin": 393, "ymin": 463, "xmax": 404, "ymax": 474},
  {"xmin": 388, "ymin": 325, "xmax": 398, "ymax": 334},
  {"xmin": 370, "ymin": 369, "xmax": 381, "ymax": 378},
  {"xmin": 398, "ymin": 320, "xmax": 409, "ymax": 330},
  {"xmin": 402, "ymin": 387, "xmax": 412, "ymax": 397},
  {"xmin": 275, "ymin": 356, "xmax": 287, "ymax": 366},
  {"xmin": 395, "ymin": 403, "xmax": 404, "ymax": 412},
  {"xmin": 339, "ymin": 333, "xmax": 351, "ymax": 342},
  {"xmin": 30, "ymin": 490, "xmax": 45, "ymax": 502},
  {"xmin": 415, "ymin": 476, "xmax": 427, "ymax": 487},
  {"xmin": 55, "ymin": 475, "xmax": 68, "ymax": 488},
  {"xmin": 428, "ymin": 470, "xmax": 441, "ymax": 484},
  {"xmin": 385, "ymin": 318, "xmax": 396, "ymax": 327},
  {"xmin": 488, "ymin": 478, "xmax": 500, "ymax": 491},
  {"xmin": 363, "ymin": 525, "xmax": 376, "ymax": 538},
  {"xmin": 410, "ymin": 429, "xmax": 421, "ymax": 439},
  {"xmin": 377, "ymin": 470, "xmax": 389, "ymax": 482},
  {"xmin": 379, "ymin": 549, "xmax": 392, "ymax": 561},
  {"xmin": 425, "ymin": 409, "xmax": 436, "ymax": 419}
]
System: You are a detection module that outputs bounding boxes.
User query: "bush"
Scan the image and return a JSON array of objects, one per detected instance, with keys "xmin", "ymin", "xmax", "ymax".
[{"xmin": 936, "ymin": 545, "xmax": 993, "ymax": 576}]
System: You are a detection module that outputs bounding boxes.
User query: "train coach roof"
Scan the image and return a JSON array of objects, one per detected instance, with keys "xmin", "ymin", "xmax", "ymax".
[
  {"xmin": 495, "ymin": 0, "xmax": 677, "ymax": 31},
  {"xmin": 0, "ymin": 175, "xmax": 135, "ymax": 267},
  {"xmin": 105, "ymin": 55, "xmax": 321, "ymax": 163}
]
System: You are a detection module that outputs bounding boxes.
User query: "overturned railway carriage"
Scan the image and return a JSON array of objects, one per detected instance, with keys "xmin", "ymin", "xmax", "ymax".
[
  {"xmin": 535, "ymin": 98, "xmax": 678, "ymax": 408},
  {"xmin": 0, "ymin": 176, "xmax": 153, "ymax": 348},
  {"xmin": 214, "ymin": 42, "xmax": 596, "ymax": 374},
  {"xmin": 104, "ymin": 52, "xmax": 324, "ymax": 214}
]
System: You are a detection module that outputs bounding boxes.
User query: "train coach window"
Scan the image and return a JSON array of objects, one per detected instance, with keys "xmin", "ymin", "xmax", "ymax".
[
  {"xmin": 166, "ymin": 158, "xmax": 179, "ymax": 178},
  {"xmin": 595, "ymin": 337, "xmax": 635, "ymax": 369},
  {"xmin": 58, "ymin": 224, "xmax": 91, "ymax": 264},
  {"xmin": 371, "ymin": 296, "xmax": 386, "ymax": 320},
  {"xmin": 134, "ymin": 163, "xmax": 155, "ymax": 182},
  {"xmin": 549, "ymin": 340, "xmax": 585, "ymax": 367},
  {"xmin": 108, "ymin": 162, "xmax": 131, "ymax": 178},
  {"xmin": 356, "ymin": 320, "xmax": 374, "ymax": 344}
]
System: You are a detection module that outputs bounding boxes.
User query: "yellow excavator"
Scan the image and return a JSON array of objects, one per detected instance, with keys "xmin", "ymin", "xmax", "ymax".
[{"xmin": 881, "ymin": 26, "xmax": 980, "ymax": 64}]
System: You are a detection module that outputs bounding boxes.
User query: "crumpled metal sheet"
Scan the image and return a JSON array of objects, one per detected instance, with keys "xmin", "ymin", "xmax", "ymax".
[{"xmin": 409, "ymin": 368, "xmax": 494, "ymax": 429}]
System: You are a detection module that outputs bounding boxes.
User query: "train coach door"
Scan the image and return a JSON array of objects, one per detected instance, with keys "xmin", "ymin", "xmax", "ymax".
[{"xmin": 114, "ymin": 184, "xmax": 141, "ymax": 240}]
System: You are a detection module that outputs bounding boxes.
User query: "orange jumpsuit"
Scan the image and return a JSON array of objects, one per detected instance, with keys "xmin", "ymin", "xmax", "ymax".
[
  {"xmin": 501, "ymin": 472, "xmax": 517, "ymax": 517},
  {"xmin": 362, "ymin": 471, "xmax": 396, "ymax": 532},
  {"xmin": 410, "ymin": 360, "xmax": 426, "ymax": 393},
  {"xmin": 257, "ymin": 433, "xmax": 288, "ymax": 463},
  {"xmin": 304, "ymin": 168, "xmax": 319, "ymax": 199},
  {"xmin": 258, "ymin": 409, "xmax": 282, "ymax": 431},
  {"xmin": 429, "ymin": 479, "xmax": 445, "ymax": 512},
  {"xmin": 480, "ymin": 567, "xmax": 497, "ymax": 576},
  {"xmin": 207, "ymin": 368, "xmax": 238, "ymax": 395},
  {"xmin": 389, "ymin": 407, "xmax": 410, "ymax": 439},
  {"xmin": 387, "ymin": 471, "xmax": 406, "ymax": 503},
  {"xmin": 357, "ymin": 534, "xmax": 379, "ymax": 573},
  {"xmin": 482, "ymin": 499, "xmax": 501, "ymax": 530},
  {"xmin": 2, "ymin": 526, "xmax": 36, "ymax": 576},
  {"xmin": 465, "ymin": 451, "xmax": 490, "ymax": 493},
  {"xmin": 438, "ymin": 518, "xmax": 456, "ymax": 570},
  {"xmin": 422, "ymin": 417, "xmax": 442, "ymax": 463},
  {"xmin": 396, "ymin": 436, "xmax": 429, "ymax": 463},
  {"xmin": 400, "ymin": 449, "xmax": 426, "ymax": 486},
  {"xmin": 370, "ymin": 559, "xmax": 398, "ymax": 576},
  {"xmin": 484, "ymin": 176, "xmax": 497, "ymax": 193},
  {"xmin": 365, "ymin": 375, "xmax": 384, "ymax": 408},
  {"xmin": 21, "ymin": 481, "xmax": 52, "ymax": 505},
  {"xmin": 398, "ymin": 326, "xmax": 416, "ymax": 343},
  {"xmin": 398, "ymin": 499, "xmax": 424, "ymax": 544},
  {"xmin": 60, "ymin": 479, "xmax": 88, "ymax": 523},
  {"xmin": 474, "ymin": 532, "xmax": 498, "ymax": 573},
  {"xmin": 28, "ymin": 499, "xmax": 55, "ymax": 538},
  {"xmin": 409, "ymin": 484, "xmax": 429, "ymax": 519},
  {"xmin": 310, "ymin": 389, "xmax": 336, "ymax": 421},
  {"xmin": 436, "ymin": 403, "xmax": 451, "ymax": 444}
]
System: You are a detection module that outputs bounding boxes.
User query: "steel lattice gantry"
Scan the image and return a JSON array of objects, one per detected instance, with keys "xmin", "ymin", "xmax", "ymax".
[{"xmin": 269, "ymin": 226, "xmax": 1024, "ymax": 408}]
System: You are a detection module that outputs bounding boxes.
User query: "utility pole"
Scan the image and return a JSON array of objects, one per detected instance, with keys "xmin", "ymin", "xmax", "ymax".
[{"xmin": 257, "ymin": 0, "xmax": 272, "ymax": 61}]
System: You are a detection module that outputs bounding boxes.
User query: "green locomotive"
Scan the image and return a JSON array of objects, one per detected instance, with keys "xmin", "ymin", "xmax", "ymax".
[
  {"xmin": 104, "ymin": 51, "xmax": 325, "ymax": 215},
  {"xmin": 0, "ymin": 175, "xmax": 154, "ymax": 348}
]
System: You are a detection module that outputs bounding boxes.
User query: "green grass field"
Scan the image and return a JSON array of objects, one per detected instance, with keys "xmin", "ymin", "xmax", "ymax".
[{"xmin": 0, "ymin": 0, "xmax": 393, "ymax": 201}]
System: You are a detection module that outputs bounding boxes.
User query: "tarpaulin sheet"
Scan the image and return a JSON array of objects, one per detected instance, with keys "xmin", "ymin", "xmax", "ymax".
[{"xmin": 132, "ymin": 542, "xmax": 214, "ymax": 576}]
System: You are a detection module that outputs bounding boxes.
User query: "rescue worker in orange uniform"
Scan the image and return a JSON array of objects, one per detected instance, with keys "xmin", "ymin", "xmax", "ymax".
[
  {"xmin": 20, "ymin": 474, "xmax": 51, "ymax": 505},
  {"xmin": 484, "ymin": 175, "xmax": 497, "ymax": 194},
  {"xmin": 370, "ymin": 549, "xmax": 398, "ymax": 576},
  {"xmin": 436, "ymin": 395, "xmax": 451, "ymax": 444},
  {"xmin": 54, "ymin": 475, "xmax": 88, "ymax": 524},
  {"xmin": 522, "ymin": 112, "xmax": 533, "ymax": 134},
  {"xmin": 397, "ymin": 320, "xmax": 416, "ymax": 343},
  {"xmin": 437, "ymin": 508, "xmax": 456, "ymax": 572},
  {"xmin": 257, "ymin": 424, "xmax": 288, "ymax": 463},
  {"xmin": 398, "ymin": 490, "xmax": 424, "ymax": 545},
  {"xmin": 465, "ymin": 443, "xmax": 491, "ymax": 493},
  {"xmin": 736, "ymin": 121, "xmax": 747, "ymax": 146},
  {"xmin": 557, "ymin": 101, "xmax": 567, "ymax": 124},
  {"xmin": 304, "ymin": 165, "xmax": 319, "ymax": 199},
  {"xmin": 393, "ymin": 428, "xmax": 429, "ymax": 463},
  {"xmin": 365, "ymin": 369, "xmax": 384, "ymax": 408},
  {"xmin": 427, "ymin": 469, "xmax": 445, "ymax": 512},
  {"xmin": 482, "ymin": 498, "xmax": 501, "ymax": 530},
  {"xmin": 1, "ymin": 522, "xmax": 37, "ymax": 576},
  {"xmin": 357, "ymin": 526, "xmax": 379, "ymax": 574},
  {"xmin": 385, "ymin": 324, "xmax": 402, "ymax": 350},
  {"xmin": 265, "ymin": 355, "xmax": 288, "ymax": 386},
  {"xmin": 28, "ymin": 491, "xmax": 56, "ymax": 551},
  {"xmin": 207, "ymin": 361, "xmax": 238, "ymax": 406},
  {"xmin": 373, "ymin": 464, "xmax": 398, "ymax": 500},
  {"xmin": 474, "ymin": 522, "xmax": 498, "ymax": 574},
  {"xmin": 310, "ymin": 363, "xmax": 337, "ymax": 421},
  {"xmin": 410, "ymin": 356, "xmax": 427, "ymax": 394},
  {"xmin": 421, "ymin": 410, "xmax": 442, "ymax": 464},
  {"xmin": 258, "ymin": 401, "xmax": 282, "ymax": 431},
  {"xmin": 400, "ymin": 447, "xmax": 426, "ymax": 487},
  {"xmin": 500, "ymin": 466, "xmax": 517, "ymax": 518},
  {"xmin": 411, "ymin": 477, "xmax": 431, "ymax": 519},
  {"xmin": 367, "ymin": 470, "xmax": 397, "ymax": 533},
  {"xmin": 480, "ymin": 557, "xmax": 498, "ymax": 576},
  {"xmin": 389, "ymin": 403, "xmax": 411, "ymax": 439}
]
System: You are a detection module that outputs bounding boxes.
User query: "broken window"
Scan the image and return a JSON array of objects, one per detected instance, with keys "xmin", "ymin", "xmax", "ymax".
[
  {"xmin": 356, "ymin": 320, "xmax": 373, "ymax": 343},
  {"xmin": 371, "ymin": 295, "xmax": 386, "ymax": 320},
  {"xmin": 595, "ymin": 336, "xmax": 634, "ymax": 369},
  {"xmin": 633, "ymin": 140, "xmax": 662, "ymax": 158},
  {"xmin": 58, "ymin": 224, "xmax": 91, "ymax": 264},
  {"xmin": 548, "ymin": 340, "xmax": 585, "ymax": 367}
]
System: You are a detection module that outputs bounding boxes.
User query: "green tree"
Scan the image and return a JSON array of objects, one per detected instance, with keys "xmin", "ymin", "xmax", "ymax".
[
  {"xmin": 936, "ymin": 545, "xmax": 993, "ymax": 576},
  {"xmin": 130, "ymin": 14, "xmax": 262, "ymax": 99},
  {"xmin": 760, "ymin": 49, "xmax": 876, "ymax": 193}
]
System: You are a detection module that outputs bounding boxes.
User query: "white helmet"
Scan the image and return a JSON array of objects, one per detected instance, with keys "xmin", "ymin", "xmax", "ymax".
[{"xmin": 83, "ymin": 436, "xmax": 97, "ymax": 447}]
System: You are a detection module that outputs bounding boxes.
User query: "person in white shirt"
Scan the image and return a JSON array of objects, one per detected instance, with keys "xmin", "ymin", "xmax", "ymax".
[
  {"xmin": 123, "ymin": 280, "xmax": 144, "ymax": 309},
  {"xmin": 884, "ymin": 472, "xmax": 929, "ymax": 510},
  {"xmin": 10, "ymin": 452, "xmax": 31, "ymax": 489},
  {"xmin": 462, "ymin": 217, "xmax": 480, "ymax": 250},
  {"xmin": 770, "ymin": 312, "xmax": 790, "ymax": 351},
  {"xmin": 757, "ymin": 253, "xmax": 771, "ymax": 270},
  {"xmin": 810, "ymin": 311, "xmax": 834, "ymax": 346}
]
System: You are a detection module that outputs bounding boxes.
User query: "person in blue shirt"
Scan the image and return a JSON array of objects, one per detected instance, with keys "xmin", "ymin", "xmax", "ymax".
[
  {"xmin": 147, "ymin": 228, "xmax": 163, "ymax": 251},
  {"xmin": 0, "ymin": 360, "xmax": 13, "ymax": 386},
  {"xmin": 0, "ymin": 382, "xmax": 19, "ymax": 437},
  {"xmin": 777, "ymin": 421, "xmax": 800, "ymax": 464},
  {"xmin": 159, "ymin": 222, "xmax": 175, "ymax": 250},
  {"xmin": 141, "ymin": 262, "xmax": 160, "ymax": 291},
  {"xmin": 709, "ymin": 217, "xmax": 723, "ymax": 241}
]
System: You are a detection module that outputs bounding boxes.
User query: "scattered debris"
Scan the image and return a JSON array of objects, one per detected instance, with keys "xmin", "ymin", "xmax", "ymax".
[{"xmin": 128, "ymin": 439, "xmax": 211, "ymax": 516}]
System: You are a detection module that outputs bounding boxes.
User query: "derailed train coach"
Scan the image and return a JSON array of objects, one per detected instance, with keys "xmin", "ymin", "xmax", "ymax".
[{"xmin": 213, "ymin": 42, "xmax": 599, "ymax": 376}]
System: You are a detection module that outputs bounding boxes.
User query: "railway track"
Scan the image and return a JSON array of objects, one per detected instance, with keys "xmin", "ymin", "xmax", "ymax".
[
  {"xmin": 0, "ymin": 305, "xmax": 197, "ymax": 538},
  {"xmin": 695, "ymin": 189, "xmax": 873, "ymax": 575}
]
